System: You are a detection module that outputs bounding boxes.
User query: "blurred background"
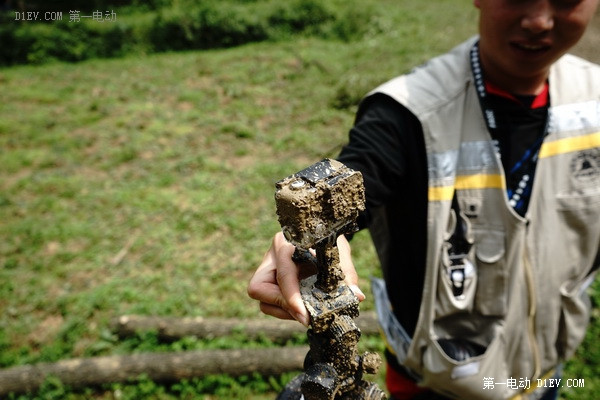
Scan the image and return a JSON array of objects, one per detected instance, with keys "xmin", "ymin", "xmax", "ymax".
[{"xmin": 0, "ymin": 1, "xmax": 598, "ymax": 399}]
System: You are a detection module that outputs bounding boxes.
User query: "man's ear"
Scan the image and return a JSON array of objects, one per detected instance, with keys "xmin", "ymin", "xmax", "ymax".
[{"xmin": 474, "ymin": 0, "xmax": 481, "ymax": 9}]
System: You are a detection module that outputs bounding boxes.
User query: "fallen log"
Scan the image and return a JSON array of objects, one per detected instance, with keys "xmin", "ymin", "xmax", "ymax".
[
  {"xmin": 0, "ymin": 346, "xmax": 309, "ymax": 396},
  {"xmin": 111, "ymin": 311, "xmax": 380, "ymax": 342}
]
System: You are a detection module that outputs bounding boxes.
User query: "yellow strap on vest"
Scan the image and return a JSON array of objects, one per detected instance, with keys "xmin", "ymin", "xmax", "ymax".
[
  {"xmin": 429, "ymin": 131, "xmax": 600, "ymax": 202},
  {"xmin": 539, "ymin": 131, "xmax": 600, "ymax": 159},
  {"xmin": 429, "ymin": 174, "xmax": 504, "ymax": 201}
]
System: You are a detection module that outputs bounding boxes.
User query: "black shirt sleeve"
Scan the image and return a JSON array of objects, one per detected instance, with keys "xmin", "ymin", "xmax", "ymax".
[
  {"xmin": 338, "ymin": 93, "xmax": 422, "ymax": 226},
  {"xmin": 337, "ymin": 92, "xmax": 428, "ymax": 336}
]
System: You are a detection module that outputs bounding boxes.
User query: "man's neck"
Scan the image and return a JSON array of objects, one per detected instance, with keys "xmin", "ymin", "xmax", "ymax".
[
  {"xmin": 485, "ymin": 80, "xmax": 549, "ymax": 109},
  {"xmin": 479, "ymin": 52, "xmax": 549, "ymax": 96}
]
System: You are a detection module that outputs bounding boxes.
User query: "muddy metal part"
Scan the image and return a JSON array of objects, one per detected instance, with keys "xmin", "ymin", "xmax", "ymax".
[{"xmin": 274, "ymin": 159, "xmax": 386, "ymax": 400}]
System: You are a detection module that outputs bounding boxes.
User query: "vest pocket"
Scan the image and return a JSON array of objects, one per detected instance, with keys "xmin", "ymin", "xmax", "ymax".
[
  {"xmin": 556, "ymin": 189, "xmax": 600, "ymax": 210},
  {"xmin": 556, "ymin": 275, "xmax": 594, "ymax": 360},
  {"xmin": 435, "ymin": 243, "xmax": 477, "ymax": 317},
  {"xmin": 435, "ymin": 208, "xmax": 477, "ymax": 318},
  {"xmin": 555, "ymin": 190, "xmax": 600, "ymax": 247},
  {"xmin": 474, "ymin": 230, "xmax": 507, "ymax": 317},
  {"xmin": 421, "ymin": 328, "xmax": 509, "ymax": 400}
]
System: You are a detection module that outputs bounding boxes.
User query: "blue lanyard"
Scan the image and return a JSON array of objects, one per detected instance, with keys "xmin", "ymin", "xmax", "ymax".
[
  {"xmin": 469, "ymin": 41, "xmax": 551, "ymax": 214},
  {"xmin": 470, "ymin": 41, "xmax": 551, "ymax": 137}
]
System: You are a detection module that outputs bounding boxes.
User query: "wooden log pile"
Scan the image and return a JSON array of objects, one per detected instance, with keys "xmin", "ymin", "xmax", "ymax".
[
  {"xmin": 110, "ymin": 311, "xmax": 379, "ymax": 342},
  {"xmin": 0, "ymin": 347, "xmax": 309, "ymax": 396},
  {"xmin": 0, "ymin": 311, "xmax": 380, "ymax": 396}
]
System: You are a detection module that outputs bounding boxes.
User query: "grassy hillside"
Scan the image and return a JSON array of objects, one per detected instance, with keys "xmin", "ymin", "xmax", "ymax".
[{"xmin": 1, "ymin": 1, "xmax": 598, "ymax": 398}]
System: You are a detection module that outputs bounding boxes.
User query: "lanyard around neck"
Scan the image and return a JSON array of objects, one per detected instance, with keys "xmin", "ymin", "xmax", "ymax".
[
  {"xmin": 469, "ymin": 41, "xmax": 551, "ymax": 135},
  {"xmin": 469, "ymin": 41, "xmax": 552, "ymax": 215}
]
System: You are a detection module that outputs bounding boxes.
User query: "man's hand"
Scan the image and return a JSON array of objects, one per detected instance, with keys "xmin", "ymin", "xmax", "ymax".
[{"xmin": 247, "ymin": 232, "xmax": 365, "ymax": 327}]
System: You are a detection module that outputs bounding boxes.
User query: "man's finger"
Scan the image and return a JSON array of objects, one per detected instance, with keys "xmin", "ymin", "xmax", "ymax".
[
  {"xmin": 274, "ymin": 258, "xmax": 309, "ymax": 326},
  {"xmin": 337, "ymin": 235, "xmax": 366, "ymax": 301},
  {"xmin": 259, "ymin": 302, "xmax": 296, "ymax": 321}
]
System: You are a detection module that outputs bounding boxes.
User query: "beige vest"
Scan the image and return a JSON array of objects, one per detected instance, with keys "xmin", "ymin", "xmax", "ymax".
[{"xmin": 372, "ymin": 37, "xmax": 600, "ymax": 399}]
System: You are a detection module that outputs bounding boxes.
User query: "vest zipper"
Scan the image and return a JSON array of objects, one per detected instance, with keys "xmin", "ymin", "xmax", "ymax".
[{"xmin": 523, "ymin": 245, "xmax": 541, "ymax": 381}]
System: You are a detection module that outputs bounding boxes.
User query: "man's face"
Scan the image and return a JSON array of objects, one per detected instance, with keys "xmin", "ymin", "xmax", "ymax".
[{"xmin": 474, "ymin": 0, "xmax": 599, "ymax": 91}]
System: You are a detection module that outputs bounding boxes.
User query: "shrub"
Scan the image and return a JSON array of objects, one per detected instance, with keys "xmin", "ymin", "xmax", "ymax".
[
  {"xmin": 0, "ymin": 0, "xmax": 374, "ymax": 66},
  {"xmin": 149, "ymin": 2, "xmax": 269, "ymax": 51},
  {"xmin": 268, "ymin": 0, "xmax": 335, "ymax": 35},
  {"xmin": 7, "ymin": 21, "xmax": 129, "ymax": 64}
]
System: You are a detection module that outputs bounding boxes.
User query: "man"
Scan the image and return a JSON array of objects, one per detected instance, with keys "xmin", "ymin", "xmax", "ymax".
[{"xmin": 248, "ymin": 1, "xmax": 600, "ymax": 399}]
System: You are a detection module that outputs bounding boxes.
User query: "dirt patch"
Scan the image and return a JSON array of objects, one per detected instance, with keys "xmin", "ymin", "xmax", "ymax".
[
  {"xmin": 571, "ymin": 9, "xmax": 600, "ymax": 63},
  {"xmin": 27, "ymin": 315, "xmax": 64, "ymax": 346}
]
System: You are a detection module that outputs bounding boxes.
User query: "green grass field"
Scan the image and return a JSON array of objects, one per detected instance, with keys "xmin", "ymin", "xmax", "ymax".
[{"xmin": 1, "ymin": 1, "xmax": 598, "ymax": 399}]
